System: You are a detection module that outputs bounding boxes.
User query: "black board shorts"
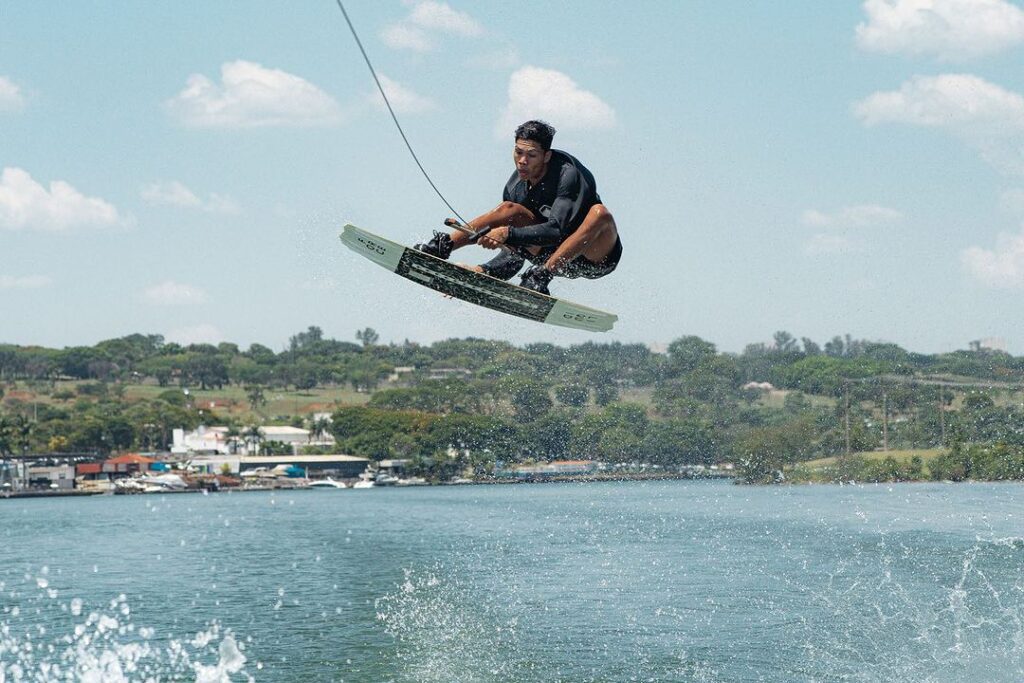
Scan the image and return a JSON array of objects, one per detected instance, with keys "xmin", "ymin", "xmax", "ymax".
[{"xmin": 561, "ymin": 236, "xmax": 622, "ymax": 280}]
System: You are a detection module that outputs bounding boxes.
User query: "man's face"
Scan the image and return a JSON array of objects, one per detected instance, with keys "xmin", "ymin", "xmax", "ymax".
[{"xmin": 513, "ymin": 139, "xmax": 551, "ymax": 181}]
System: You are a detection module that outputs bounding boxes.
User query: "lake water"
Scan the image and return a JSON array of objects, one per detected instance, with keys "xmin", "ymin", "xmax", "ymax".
[{"xmin": 2, "ymin": 480, "xmax": 1023, "ymax": 682}]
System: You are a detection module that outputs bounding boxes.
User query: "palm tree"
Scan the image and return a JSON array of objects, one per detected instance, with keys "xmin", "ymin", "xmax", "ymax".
[
  {"xmin": 225, "ymin": 425, "xmax": 242, "ymax": 454},
  {"xmin": 243, "ymin": 425, "xmax": 264, "ymax": 456},
  {"xmin": 310, "ymin": 416, "xmax": 332, "ymax": 444}
]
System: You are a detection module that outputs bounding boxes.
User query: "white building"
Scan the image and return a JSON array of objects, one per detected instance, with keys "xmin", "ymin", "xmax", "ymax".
[
  {"xmin": 28, "ymin": 464, "xmax": 75, "ymax": 490},
  {"xmin": 171, "ymin": 426, "xmax": 233, "ymax": 455},
  {"xmin": 172, "ymin": 425, "xmax": 335, "ymax": 456},
  {"xmin": 970, "ymin": 337, "xmax": 1008, "ymax": 353}
]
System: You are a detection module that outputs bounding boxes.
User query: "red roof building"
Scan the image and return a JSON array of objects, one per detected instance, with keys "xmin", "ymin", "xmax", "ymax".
[{"xmin": 103, "ymin": 453, "xmax": 156, "ymax": 473}]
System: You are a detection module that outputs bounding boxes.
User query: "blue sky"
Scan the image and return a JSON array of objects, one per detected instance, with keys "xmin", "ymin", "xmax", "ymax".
[{"xmin": 3, "ymin": 1, "xmax": 1024, "ymax": 354}]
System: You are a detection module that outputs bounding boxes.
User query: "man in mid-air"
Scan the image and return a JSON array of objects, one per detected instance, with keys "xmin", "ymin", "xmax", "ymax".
[{"xmin": 414, "ymin": 120, "xmax": 621, "ymax": 296}]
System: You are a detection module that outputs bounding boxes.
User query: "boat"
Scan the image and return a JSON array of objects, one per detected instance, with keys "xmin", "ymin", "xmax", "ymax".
[
  {"xmin": 114, "ymin": 473, "xmax": 188, "ymax": 494},
  {"xmin": 374, "ymin": 473, "xmax": 399, "ymax": 486},
  {"xmin": 395, "ymin": 477, "xmax": 427, "ymax": 486},
  {"xmin": 308, "ymin": 477, "xmax": 347, "ymax": 489},
  {"xmin": 352, "ymin": 471, "xmax": 375, "ymax": 489}
]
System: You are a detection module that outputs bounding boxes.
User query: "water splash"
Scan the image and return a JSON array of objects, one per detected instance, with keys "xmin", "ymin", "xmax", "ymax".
[
  {"xmin": 375, "ymin": 565, "xmax": 526, "ymax": 682},
  {"xmin": 0, "ymin": 574, "xmax": 254, "ymax": 682},
  {"xmin": 764, "ymin": 533, "xmax": 1024, "ymax": 682}
]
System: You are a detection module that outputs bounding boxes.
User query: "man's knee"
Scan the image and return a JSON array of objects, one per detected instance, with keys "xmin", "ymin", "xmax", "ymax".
[
  {"xmin": 498, "ymin": 201, "xmax": 536, "ymax": 227},
  {"xmin": 585, "ymin": 204, "xmax": 616, "ymax": 236},
  {"xmin": 498, "ymin": 200, "xmax": 531, "ymax": 215}
]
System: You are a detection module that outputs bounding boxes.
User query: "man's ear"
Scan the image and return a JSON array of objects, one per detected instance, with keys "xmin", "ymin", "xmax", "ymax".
[{"xmin": 544, "ymin": 150, "xmax": 552, "ymax": 164}]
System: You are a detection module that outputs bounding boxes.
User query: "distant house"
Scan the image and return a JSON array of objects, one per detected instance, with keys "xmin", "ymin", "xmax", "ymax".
[
  {"xmin": 387, "ymin": 366, "xmax": 416, "ymax": 382},
  {"xmin": 27, "ymin": 463, "xmax": 75, "ymax": 490},
  {"xmin": 103, "ymin": 453, "xmax": 156, "ymax": 475},
  {"xmin": 970, "ymin": 338, "xmax": 1007, "ymax": 353},
  {"xmin": 427, "ymin": 367, "xmax": 474, "ymax": 380},
  {"xmin": 259, "ymin": 426, "xmax": 324, "ymax": 451},
  {"xmin": 548, "ymin": 460, "xmax": 597, "ymax": 475},
  {"xmin": 76, "ymin": 462, "xmax": 112, "ymax": 491},
  {"xmin": 172, "ymin": 426, "xmax": 233, "ymax": 455},
  {"xmin": 379, "ymin": 459, "xmax": 410, "ymax": 476},
  {"xmin": 172, "ymin": 425, "xmax": 335, "ymax": 456}
]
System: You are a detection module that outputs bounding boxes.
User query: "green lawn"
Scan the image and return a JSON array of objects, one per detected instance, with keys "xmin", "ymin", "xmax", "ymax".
[
  {"xmin": 7, "ymin": 380, "xmax": 370, "ymax": 422},
  {"xmin": 799, "ymin": 448, "xmax": 945, "ymax": 469}
]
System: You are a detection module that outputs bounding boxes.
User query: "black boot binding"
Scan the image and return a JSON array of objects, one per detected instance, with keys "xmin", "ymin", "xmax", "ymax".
[
  {"xmin": 518, "ymin": 265, "xmax": 554, "ymax": 295},
  {"xmin": 413, "ymin": 231, "xmax": 454, "ymax": 260}
]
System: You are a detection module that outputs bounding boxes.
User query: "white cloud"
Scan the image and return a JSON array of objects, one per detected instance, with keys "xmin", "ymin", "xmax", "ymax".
[
  {"xmin": 167, "ymin": 60, "xmax": 343, "ymax": 128},
  {"xmin": 801, "ymin": 204, "xmax": 905, "ymax": 229},
  {"xmin": 141, "ymin": 181, "xmax": 240, "ymax": 214},
  {"xmin": 855, "ymin": 74, "xmax": 1024, "ymax": 129},
  {"xmin": 856, "ymin": 0, "xmax": 1024, "ymax": 61},
  {"xmin": 381, "ymin": 24, "xmax": 433, "ymax": 52},
  {"xmin": 383, "ymin": 1, "xmax": 483, "ymax": 52},
  {"xmin": 0, "ymin": 274, "xmax": 51, "ymax": 290},
  {"xmin": 0, "ymin": 76, "xmax": 25, "ymax": 111},
  {"xmin": 407, "ymin": 1, "xmax": 482, "ymax": 36},
  {"xmin": 142, "ymin": 180, "xmax": 201, "ymax": 208},
  {"xmin": 855, "ymin": 74, "xmax": 1024, "ymax": 172},
  {"xmin": 142, "ymin": 280, "xmax": 209, "ymax": 306},
  {"xmin": 805, "ymin": 234, "xmax": 856, "ymax": 255},
  {"xmin": 497, "ymin": 66, "xmax": 617, "ymax": 136},
  {"xmin": 167, "ymin": 324, "xmax": 224, "ymax": 346},
  {"xmin": 0, "ymin": 167, "xmax": 125, "ymax": 231},
  {"xmin": 370, "ymin": 74, "xmax": 435, "ymax": 114},
  {"xmin": 962, "ymin": 228, "xmax": 1024, "ymax": 287}
]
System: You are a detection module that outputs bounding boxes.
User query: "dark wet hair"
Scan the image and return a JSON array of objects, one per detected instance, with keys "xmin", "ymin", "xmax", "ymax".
[{"xmin": 515, "ymin": 120, "xmax": 555, "ymax": 150}]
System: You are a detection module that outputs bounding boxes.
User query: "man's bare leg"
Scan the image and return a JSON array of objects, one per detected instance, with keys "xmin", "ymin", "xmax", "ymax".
[
  {"xmin": 542, "ymin": 204, "xmax": 618, "ymax": 273},
  {"xmin": 449, "ymin": 201, "xmax": 536, "ymax": 250}
]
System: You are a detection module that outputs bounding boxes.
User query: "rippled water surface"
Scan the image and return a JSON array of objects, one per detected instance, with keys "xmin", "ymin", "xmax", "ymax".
[{"xmin": 2, "ymin": 480, "xmax": 1024, "ymax": 682}]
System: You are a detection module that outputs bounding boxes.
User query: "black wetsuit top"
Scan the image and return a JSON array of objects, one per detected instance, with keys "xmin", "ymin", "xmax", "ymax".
[
  {"xmin": 504, "ymin": 149, "xmax": 601, "ymax": 249},
  {"xmin": 481, "ymin": 149, "xmax": 606, "ymax": 279}
]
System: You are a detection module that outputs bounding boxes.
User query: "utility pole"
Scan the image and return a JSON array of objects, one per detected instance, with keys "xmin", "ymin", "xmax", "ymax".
[
  {"xmin": 882, "ymin": 390, "xmax": 888, "ymax": 452},
  {"xmin": 844, "ymin": 382, "xmax": 851, "ymax": 456},
  {"xmin": 938, "ymin": 383, "xmax": 946, "ymax": 446}
]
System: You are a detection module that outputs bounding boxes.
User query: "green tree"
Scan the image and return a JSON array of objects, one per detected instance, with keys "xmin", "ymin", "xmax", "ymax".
[
  {"xmin": 641, "ymin": 418, "xmax": 718, "ymax": 466},
  {"xmin": 185, "ymin": 354, "xmax": 228, "ymax": 390},
  {"xmin": 736, "ymin": 415, "xmax": 817, "ymax": 483},
  {"xmin": 244, "ymin": 425, "xmax": 264, "ymax": 455},
  {"xmin": 593, "ymin": 384, "xmax": 617, "ymax": 406},
  {"xmin": 499, "ymin": 378, "xmax": 552, "ymax": 422},
  {"xmin": 245, "ymin": 385, "xmax": 267, "ymax": 412},
  {"xmin": 310, "ymin": 416, "xmax": 332, "ymax": 443},
  {"xmin": 773, "ymin": 330, "xmax": 798, "ymax": 353},
  {"xmin": 554, "ymin": 383, "xmax": 589, "ymax": 407},
  {"xmin": 666, "ymin": 336, "xmax": 717, "ymax": 376},
  {"xmin": 289, "ymin": 326, "xmax": 324, "ymax": 352},
  {"xmin": 355, "ymin": 327, "xmax": 380, "ymax": 348}
]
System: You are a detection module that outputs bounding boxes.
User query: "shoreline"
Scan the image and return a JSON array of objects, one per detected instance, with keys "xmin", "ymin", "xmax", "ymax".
[{"xmin": 0, "ymin": 471, "xmax": 733, "ymax": 499}]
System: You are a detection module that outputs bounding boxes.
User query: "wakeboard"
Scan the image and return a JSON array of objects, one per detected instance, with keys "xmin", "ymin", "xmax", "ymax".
[{"xmin": 340, "ymin": 224, "xmax": 617, "ymax": 332}]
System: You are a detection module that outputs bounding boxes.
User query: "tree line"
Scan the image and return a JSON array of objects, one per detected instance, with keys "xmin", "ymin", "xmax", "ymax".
[{"xmin": 2, "ymin": 328, "xmax": 1023, "ymax": 482}]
